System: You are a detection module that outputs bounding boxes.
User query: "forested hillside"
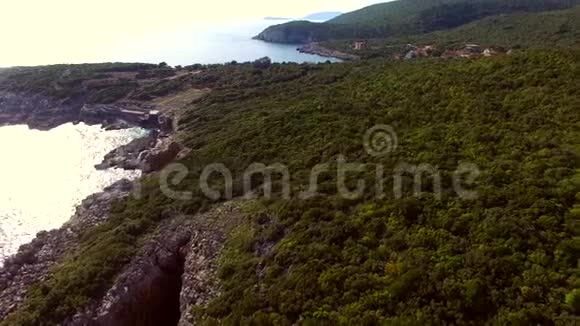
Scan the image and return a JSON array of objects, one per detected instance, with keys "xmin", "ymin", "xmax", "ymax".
[
  {"xmin": 185, "ymin": 50, "xmax": 580, "ymax": 325},
  {"xmin": 254, "ymin": 0, "xmax": 580, "ymax": 43},
  {"xmin": 328, "ymin": 0, "xmax": 577, "ymax": 29},
  {"xmin": 321, "ymin": 5, "xmax": 580, "ymax": 59},
  {"xmin": 3, "ymin": 50, "xmax": 580, "ymax": 325}
]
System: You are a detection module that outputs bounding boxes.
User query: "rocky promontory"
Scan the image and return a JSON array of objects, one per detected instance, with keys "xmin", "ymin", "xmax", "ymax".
[
  {"xmin": 253, "ymin": 23, "xmax": 357, "ymax": 61},
  {"xmin": 253, "ymin": 20, "xmax": 320, "ymax": 44},
  {"xmin": 298, "ymin": 42, "xmax": 359, "ymax": 61},
  {"xmin": 0, "ymin": 91, "xmax": 167, "ymax": 132}
]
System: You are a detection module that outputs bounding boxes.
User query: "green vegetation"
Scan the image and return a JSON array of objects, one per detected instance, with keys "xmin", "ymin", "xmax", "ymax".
[
  {"xmin": 322, "ymin": 6, "xmax": 580, "ymax": 59},
  {"xmin": 0, "ymin": 63, "xmax": 158, "ymax": 99},
  {"xmin": 2, "ymin": 50, "xmax": 580, "ymax": 324},
  {"xmin": 328, "ymin": 0, "xmax": 577, "ymax": 30},
  {"xmin": 0, "ymin": 175, "xmax": 208, "ymax": 326},
  {"xmin": 0, "ymin": 62, "xmax": 195, "ymax": 106},
  {"xmin": 566, "ymin": 289, "xmax": 580, "ymax": 314},
  {"xmin": 86, "ymin": 79, "xmax": 137, "ymax": 104},
  {"xmin": 182, "ymin": 50, "xmax": 580, "ymax": 325},
  {"xmin": 255, "ymin": 0, "xmax": 580, "ymax": 44},
  {"xmin": 254, "ymin": 20, "xmax": 374, "ymax": 44}
]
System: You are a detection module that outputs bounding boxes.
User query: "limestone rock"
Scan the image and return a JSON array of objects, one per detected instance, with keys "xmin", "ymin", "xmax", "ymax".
[
  {"xmin": 142, "ymin": 138, "xmax": 183, "ymax": 173},
  {"xmin": 0, "ymin": 179, "xmax": 138, "ymax": 320},
  {"xmin": 95, "ymin": 130, "xmax": 159, "ymax": 171}
]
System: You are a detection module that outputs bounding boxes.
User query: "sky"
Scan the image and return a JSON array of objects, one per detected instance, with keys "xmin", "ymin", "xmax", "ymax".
[{"xmin": 0, "ymin": 0, "xmax": 386, "ymax": 66}]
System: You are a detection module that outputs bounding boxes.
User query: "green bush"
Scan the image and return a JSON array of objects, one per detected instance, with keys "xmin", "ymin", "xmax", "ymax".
[{"xmin": 3, "ymin": 50, "xmax": 580, "ymax": 325}]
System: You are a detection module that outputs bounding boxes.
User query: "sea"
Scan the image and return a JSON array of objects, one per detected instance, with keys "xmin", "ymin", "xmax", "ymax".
[
  {"xmin": 0, "ymin": 20, "xmax": 335, "ymax": 263},
  {"xmin": 0, "ymin": 20, "xmax": 337, "ymax": 67},
  {"xmin": 0, "ymin": 123, "xmax": 146, "ymax": 263},
  {"xmin": 108, "ymin": 20, "xmax": 338, "ymax": 65}
]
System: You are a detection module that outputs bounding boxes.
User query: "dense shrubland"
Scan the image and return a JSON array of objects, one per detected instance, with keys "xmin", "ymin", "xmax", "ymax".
[
  {"xmin": 182, "ymin": 50, "xmax": 580, "ymax": 325},
  {"xmin": 1, "ymin": 50, "xmax": 580, "ymax": 325},
  {"xmin": 322, "ymin": 5, "xmax": 580, "ymax": 59},
  {"xmin": 0, "ymin": 62, "xmax": 169, "ymax": 101},
  {"xmin": 255, "ymin": 0, "xmax": 580, "ymax": 43}
]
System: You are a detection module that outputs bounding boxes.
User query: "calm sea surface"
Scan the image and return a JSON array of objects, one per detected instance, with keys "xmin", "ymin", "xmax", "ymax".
[
  {"xmin": 0, "ymin": 123, "xmax": 146, "ymax": 263},
  {"xmin": 108, "ymin": 20, "xmax": 339, "ymax": 65},
  {"xmin": 1, "ymin": 20, "xmax": 337, "ymax": 67}
]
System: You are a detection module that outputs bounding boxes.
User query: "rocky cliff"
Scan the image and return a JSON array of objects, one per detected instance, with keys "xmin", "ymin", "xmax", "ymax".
[
  {"xmin": 0, "ymin": 91, "xmax": 165, "ymax": 131},
  {"xmin": 67, "ymin": 201, "xmax": 244, "ymax": 326},
  {"xmin": 253, "ymin": 21, "xmax": 319, "ymax": 44}
]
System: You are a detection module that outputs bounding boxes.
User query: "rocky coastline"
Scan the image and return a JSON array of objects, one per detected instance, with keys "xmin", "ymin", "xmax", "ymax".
[
  {"xmin": 0, "ymin": 89, "xmax": 185, "ymax": 172},
  {"xmin": 0, "ymin": 179, "xmax": 137, "ymax": 320},
  {"xmin": 0, "ymin": 180, "xmax": 243, "ymax": 324},
  {"xmin": 0, "ymin": 91, "xmax": 170, "ymax": 132},
  {"xmin": 94, "ymin": 129, "xmax": 184, "ymax": 173},
  {"xmin": 0, "ymin": 87, "xmax": 198, "ymax": 324},
  {"xmin": 297, "ymin": 42, "xmax": 359, "ymax": 61},
  {"xmin": 67, "ymin": 200, "xmax": 244, "ymax": 326}
]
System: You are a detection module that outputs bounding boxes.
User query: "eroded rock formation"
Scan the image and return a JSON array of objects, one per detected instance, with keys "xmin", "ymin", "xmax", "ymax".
[
  {"xmin": 67, "ymin": 201, "xmax": 244, "ymax": 326},
  {"xmin": 0, "ymin": 179, "xmax": 137, "ymax": 320}
]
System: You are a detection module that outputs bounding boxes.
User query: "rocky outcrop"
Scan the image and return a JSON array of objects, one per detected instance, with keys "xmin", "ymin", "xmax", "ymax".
[
  {"xmin": 142, "ymin": 138, "xmax": 183, "ymax": 173},
  {"xmin": 0, "ymin": 162, "xmax": 243, "ymax": 326},
  {"xmin": 68, "ymin": 219, "xmax": 191, "ymax": 326},
  {"xmin": 95, "ymin": 130, "xmax": 159, "ymax": 171},
  {"xmin": 0, "ymin": 91, "xmax": 163, "ymax": 131},
  {"xmin": 298, "ymin": 43, "xmax": 359, "ymax": 61},
  {"xmin": 95, "ymin": 132, "xmax": 183, "ymax": 173},
  {"xmin": 78, "ymin": 103, "xmax": 124, "ymax": 125},
  {"xmin": 66, "ymin": 201, "xmax": 244, "ymax": 326},
  {"xmin": 0, "ymin": 91, "xmax": 82, "ymax": 130},
  {"xmin": 0, "ymin": 179, "xmax": 138, "ymax": 320},
  {"xmin": 177, "ymin": 201, "xmax": 244, "ymax": 325}
]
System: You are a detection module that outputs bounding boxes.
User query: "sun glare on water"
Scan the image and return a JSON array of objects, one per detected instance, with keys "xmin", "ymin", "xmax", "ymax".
[{"xmin": 0, "ymin": 123, "xmax": 145, "ymax": 263}]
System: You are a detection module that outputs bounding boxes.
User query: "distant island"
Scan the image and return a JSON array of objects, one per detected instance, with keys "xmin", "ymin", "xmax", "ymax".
[
  {"xmin": 263, "ymin": 11, "xmax": 342, "ymax": 22},
  {"xmin": 264, "ymin": 16, "xmax": 291, "ymax": 21}
]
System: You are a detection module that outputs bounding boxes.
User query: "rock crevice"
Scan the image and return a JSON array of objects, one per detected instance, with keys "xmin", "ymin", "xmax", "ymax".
[{"xmin": 63, "ymin": 201, "xmax": 244, "ymax": 326}]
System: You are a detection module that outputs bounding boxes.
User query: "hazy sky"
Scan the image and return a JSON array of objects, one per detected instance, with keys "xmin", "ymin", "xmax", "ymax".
[{"xmin": 0, "ymin": 0, "xmax": 386, "ymax": 66}]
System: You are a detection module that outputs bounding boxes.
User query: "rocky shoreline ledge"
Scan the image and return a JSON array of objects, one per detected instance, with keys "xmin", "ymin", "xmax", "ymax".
[
  {"xmin": 0, "ymin": 89, "xmax": 185, "ymax": 172},
  {"xmin": 68, "ymin": 200, "xmax": 244, "ymax": 326},
  {"xmin": 0, "ymin": 91, "xmax": 171, "ymax": 132},
  {"xmin": 0, "ymin": 179, "xmax": 245, "ymax": 324},
  {"xmin": 95, "ymin": 129, "xmax": 184, "ymax": 173},
  {"xmin": 0, "ymin": 84, "xmax": 198, "ymax": 323},
  {"xmin": 297, "ymin": 42, "xmax": 359, "ymax": 61},
  {"xmin": 0, "ymin": 179, "xmax": 136, "ymax": 320}
]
